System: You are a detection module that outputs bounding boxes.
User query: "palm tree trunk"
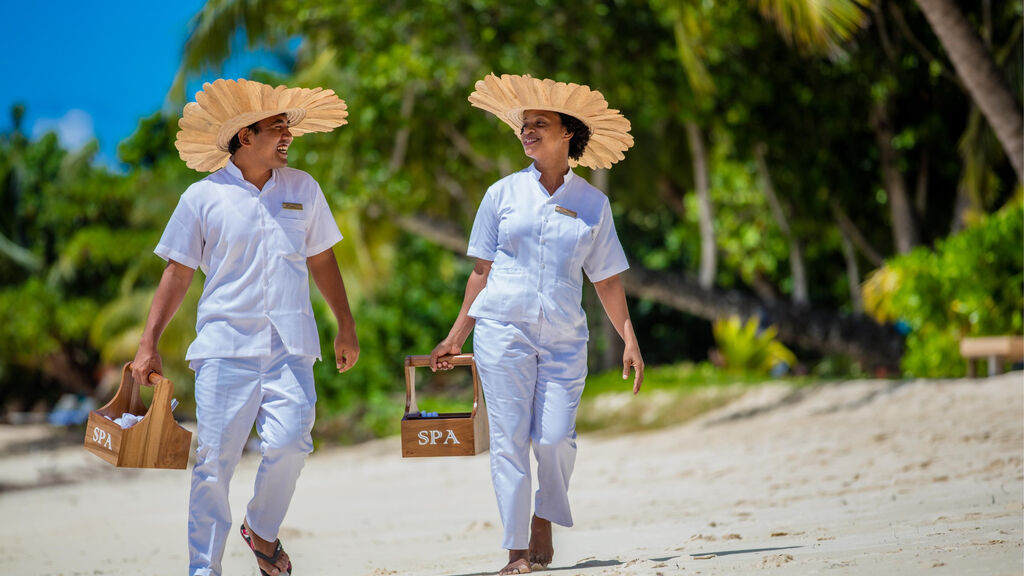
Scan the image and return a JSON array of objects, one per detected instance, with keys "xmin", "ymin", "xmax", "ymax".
[
  {"xmin": 590, "ymin": 168, "xmax": 624, "ymax": 371},
  {"xmin": 396, "ymin": 212, "xmax": 905, "ymax": 369},
  {"xmin": 831, "ymin": 200, "xmax": 885, "ymax": 267},
  {"xmin": 755, "ymin": 143, "xmax": 808, "ymax": 305},
  {"xmin": 870, "ymin": 98, "xmax": 919, "ymax": 254},
  {"xmin": 915, "ymin": 0, "xmax": 1024, "ymax": 183},
  {"xmin": 837, "ymin": 222, "xmax": 864, "ymax": 314},
  {"xmin": 686, "ymin": 121, "xmax": 716, "ymax": 289},
  {"xmin": 388, "ymin": 84, "xmax": 416, "ymax": 174}
]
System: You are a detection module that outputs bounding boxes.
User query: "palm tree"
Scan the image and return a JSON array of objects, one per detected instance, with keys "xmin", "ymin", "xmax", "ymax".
[
  {"xmin": 915, "ymin": 0, "xmax": 1024, "ymax": 184},
  {"xmin": 660, "ymin": 0, "xmax": 868, "ymax": 297}
]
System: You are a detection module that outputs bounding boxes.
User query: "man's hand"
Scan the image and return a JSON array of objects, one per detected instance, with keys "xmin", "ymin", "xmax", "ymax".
[
  {"xmin": 132, "ymin": 346, "xmax": 163, "ymax": 387},
  {"xmin": 334, "ymin": 328, "xmax": 360, "ymax": 373}
]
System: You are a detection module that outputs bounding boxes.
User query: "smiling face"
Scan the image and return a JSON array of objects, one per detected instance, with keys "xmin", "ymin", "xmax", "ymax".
[
  {"xmin": 519, "ymin": 109, "xmax": 572, "ymax": 165},
  {"xmin": 237, "ymin": 113, "xmax": 294, "ymax": 170}
]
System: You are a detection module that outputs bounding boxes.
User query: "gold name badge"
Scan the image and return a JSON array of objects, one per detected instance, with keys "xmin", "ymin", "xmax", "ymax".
[
  {"xmin": 282, "ymin": 202, "xmax": 303, "ymax": 210},
  {"xmin": 555, "ymin": 205, "xmax": 578, "ymax": 218}
]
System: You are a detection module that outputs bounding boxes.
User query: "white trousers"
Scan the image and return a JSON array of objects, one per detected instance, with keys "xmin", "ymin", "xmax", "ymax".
[
  {"xmin": 187, "ymin": 330, "xmax": 316, "ymax": 576},
  {"xmin": 473, "ymin": 316, "xmax": 588, "ymax": 550}
]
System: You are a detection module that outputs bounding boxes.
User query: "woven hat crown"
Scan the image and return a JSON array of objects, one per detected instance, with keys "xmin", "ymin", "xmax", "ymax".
[
  {"xmin": 175, "ymin": 78, "xmax": 349, "ymax": 172},
  {"xmin": 468, "ymin": 74, "xmax": 633, "ymax": 169}
]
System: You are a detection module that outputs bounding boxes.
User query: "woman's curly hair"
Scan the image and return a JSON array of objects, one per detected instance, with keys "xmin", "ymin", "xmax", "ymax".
[{"xmin": 557, "ymin": 113, "xmax": 591, "ymax": 161}]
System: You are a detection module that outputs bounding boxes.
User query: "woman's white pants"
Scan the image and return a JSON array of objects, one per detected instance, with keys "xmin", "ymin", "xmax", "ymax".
[
  {"xmin": 473, "ymin": 317, "xmax": 588, "ymax": 550},
  {"xmin": 187, "ymin": 331, "xmax": 316, "ymax": 576}
]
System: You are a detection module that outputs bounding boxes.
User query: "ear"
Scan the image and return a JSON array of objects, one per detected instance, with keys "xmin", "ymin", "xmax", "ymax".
[
  {"xmin": 239, "ymin": 127, "xmax": 251, "ymax": 146},
  {"xmin": 562, "ymin": 128, "xmax": 573, "ymax": 142}
]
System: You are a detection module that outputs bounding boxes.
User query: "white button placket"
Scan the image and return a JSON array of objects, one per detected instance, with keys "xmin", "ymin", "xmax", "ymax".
[
  {"xmin": 539, "ymin": 211, "xmax": 550, "ymax": 289},
  {"xmin": 257, "ymin": 191, "xmax": 269, "ymax": 315}
]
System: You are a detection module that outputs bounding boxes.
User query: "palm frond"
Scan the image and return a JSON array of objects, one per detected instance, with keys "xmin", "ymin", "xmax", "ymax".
[
  {"xmin": 169, "ymin": 0, "xmax": 280, "ymax": 103},
  {"xmin": 753, "ymin": 0, "xmax": 870, "ymax": 55}
]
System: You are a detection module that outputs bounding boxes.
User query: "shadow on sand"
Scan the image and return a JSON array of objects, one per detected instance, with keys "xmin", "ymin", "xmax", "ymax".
[
  {"xmin": 447, "ymin": 557, "xmax": 623, "ymax": 576},
  {"xmin": 690, "ymin": 545, "xmax": 803, "ymax": 558},
  {"xmin": 446, "ymin": 546, "xmax": 802, "ymax": 576}
]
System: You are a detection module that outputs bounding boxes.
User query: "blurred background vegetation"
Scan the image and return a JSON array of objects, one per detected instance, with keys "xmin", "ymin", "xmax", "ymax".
[{"xmin": 1, "ymin": 0, "xmax": 1021, "ymax": 441}]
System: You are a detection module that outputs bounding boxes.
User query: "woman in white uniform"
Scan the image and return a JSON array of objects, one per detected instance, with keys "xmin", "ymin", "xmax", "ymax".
[{"xmin": 431, "ymin": 74, "xmax": 645, "ymax": 575}]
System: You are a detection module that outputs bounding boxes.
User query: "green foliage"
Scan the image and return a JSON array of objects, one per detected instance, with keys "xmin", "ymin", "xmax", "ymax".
[
  {"xmin": 2, "ymin": 0, "xmax": 1021, "ymax": 441},
  {"xmin": 863, "ymin": 201, "xmax": 1024, "ymax": 377},
  {"xmin": 712, "ymin": 315, "xmax": 798, "ymax": 374},
  {"xmin": 583, "ymin": 361, "xmax": 779, "ymax": 396}
]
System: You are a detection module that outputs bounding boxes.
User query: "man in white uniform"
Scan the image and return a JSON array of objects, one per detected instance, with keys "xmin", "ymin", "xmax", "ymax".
[{"xmin": 132, "ymin": 79, "xmax": 357, "ymax": 576}]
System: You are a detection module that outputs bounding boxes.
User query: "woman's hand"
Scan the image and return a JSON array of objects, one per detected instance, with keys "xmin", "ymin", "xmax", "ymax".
[
  {"xmin": 430, "ymin": 339, "xmax": 463, "ymax": 372},
  {"xmin": 623, "ymin": 344, "xmax": 644, "ymax": 394},
  {"xmin": 594, "ymin": 273, "xmax": 644, "ymax": 394}
]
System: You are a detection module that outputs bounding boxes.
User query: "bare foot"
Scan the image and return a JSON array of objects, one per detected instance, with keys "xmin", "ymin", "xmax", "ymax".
[
  {"xmin": 499, "ymin": 550, "xmax": 531, "ymax": 575},
  {"xmin": 529, "ymin": 515, "xmax": 553, "ymax": 567},
  {"xmin": 240, "ymin": 520, "xmax": 292, "ymax": 576}
]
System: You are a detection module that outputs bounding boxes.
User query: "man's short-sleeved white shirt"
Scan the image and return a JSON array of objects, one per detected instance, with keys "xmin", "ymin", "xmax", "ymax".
[
  {"xmin": 467, "ymin": 164, "xmax": 628, "ymax": 332},
  {"xmin": 155, "ymin": 160, "xmax": 343, "ymax": 361}
]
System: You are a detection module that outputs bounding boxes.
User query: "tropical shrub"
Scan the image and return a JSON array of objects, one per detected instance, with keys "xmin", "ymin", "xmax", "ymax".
[
  {"xmin": 863, "ymin": 200, "xmax": 1023, "ymax": 377},
  {"xmin": 711, "ymin": 315, "xmax": 797, "ymax": 374}
]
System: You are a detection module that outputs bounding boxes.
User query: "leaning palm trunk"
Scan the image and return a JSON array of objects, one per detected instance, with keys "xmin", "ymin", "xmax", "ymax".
[
  {"xmin": 915, "ymin": 0, "xmax": 1024, "ymax": 184},
  {"xmin": 397, "ymin": 212, "xmax": 905, "ymax": 369},
  {"xmin": 686, "ymin": 121, "xmax": 716, "ymax": 290},
  {"xmin": 590, "ymin": 168, "xmax": 624, "ymax": 370},
  {"xmin": 755, "ymin": 143, "xmax": 808, "ymax": 305},
  {"xmin": 871, "ymin": 98, "xmax": 919, "ymax": 254}
]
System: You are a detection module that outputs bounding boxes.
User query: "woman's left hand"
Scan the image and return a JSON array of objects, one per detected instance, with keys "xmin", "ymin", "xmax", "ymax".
[{"xmin": 623, "ymin": 345, "xmax": 644, "ymax": 394}]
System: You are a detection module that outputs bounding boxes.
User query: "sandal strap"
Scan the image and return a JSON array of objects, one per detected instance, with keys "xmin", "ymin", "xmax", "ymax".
[
  {"xmin": 253, "ymin": 541, "xmax": 283, "ymax": 564},
  {"xmin": 240, "ymin": 525, "xmax": 284, "ymax": 563}
]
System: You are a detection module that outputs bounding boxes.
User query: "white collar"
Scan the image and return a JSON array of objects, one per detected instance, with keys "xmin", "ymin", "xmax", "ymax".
[
  {"xmin": 223, "ymin": 158, "xmax": 277, "ymax": 193},
  {"xmin": 527, "ymin": 163, "xmax": 575, "ymax": 185}
]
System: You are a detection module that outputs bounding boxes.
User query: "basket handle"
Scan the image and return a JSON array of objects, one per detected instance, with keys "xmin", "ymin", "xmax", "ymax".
[
  {"xmin": 94, "ymin": 363, "xmax": 175, "ymax": 420},
  {"xmin": 403, "ymin": 354, "xmax": 480, "ymax": 417}
]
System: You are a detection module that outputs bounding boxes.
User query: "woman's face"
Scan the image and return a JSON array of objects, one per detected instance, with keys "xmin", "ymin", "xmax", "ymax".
[{"xmin": 519, "ymin": 109, "xmax": 571, "ymax": 163}]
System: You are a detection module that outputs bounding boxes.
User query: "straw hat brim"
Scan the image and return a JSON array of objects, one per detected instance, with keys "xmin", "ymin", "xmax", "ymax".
[
  {"xmin": 175, "ymin": 79, "xmax": 349, "ymax": 172},
  {"xmin": 468, "ymin": 74, "xmax": 634, "ymax": 170}
]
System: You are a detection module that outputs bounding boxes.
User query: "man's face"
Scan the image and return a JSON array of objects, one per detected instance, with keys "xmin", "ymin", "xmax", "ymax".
[{"xmin": 239, "ymin": 113, "xmax": 293, "ymax": 170}]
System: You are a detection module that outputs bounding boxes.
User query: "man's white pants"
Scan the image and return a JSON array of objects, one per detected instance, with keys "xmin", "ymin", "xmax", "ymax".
[
  {"xmin": 187, "ymin": 331, "xmax": 316, "ymax": 576},
  {"xmin": 473, "ymin": 316, "xmax": 588, "ymax": 550}
]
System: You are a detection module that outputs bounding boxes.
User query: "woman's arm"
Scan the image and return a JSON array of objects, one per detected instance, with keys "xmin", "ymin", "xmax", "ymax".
[
  {"xmin": 430, "ymin": 258, "xmax": 492, "ymax": 371},
  {"xmin": 593, "ymin": 273, "xmax": 644, "ymax": 393}
]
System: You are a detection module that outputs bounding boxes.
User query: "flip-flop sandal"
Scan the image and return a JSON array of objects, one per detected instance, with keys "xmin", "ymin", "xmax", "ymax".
[{"xmin": 240, "ymin": 524, "xmax": 293, "ymax": 576}]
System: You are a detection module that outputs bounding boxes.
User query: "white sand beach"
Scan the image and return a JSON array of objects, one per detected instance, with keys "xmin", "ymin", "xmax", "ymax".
[{"xmin": 1, "ymin": 374, "xmax": 1021, "ymax": 575}]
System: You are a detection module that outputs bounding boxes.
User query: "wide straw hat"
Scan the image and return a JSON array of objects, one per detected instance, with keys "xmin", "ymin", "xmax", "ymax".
[
  {"xmin": 468, "ymin": 73, "xmax": 633, "ymax": 170},
  {"xmin": 175, "ymin": 78, "xmax": 349, "ymax": 172}
]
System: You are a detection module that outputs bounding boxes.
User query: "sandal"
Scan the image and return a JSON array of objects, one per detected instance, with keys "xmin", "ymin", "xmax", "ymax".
[{"xmin": 240, "ymin": 523, "xmax": 292, "ymax": 576}]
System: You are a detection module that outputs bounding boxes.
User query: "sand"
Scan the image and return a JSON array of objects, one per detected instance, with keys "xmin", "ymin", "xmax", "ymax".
[{"xmin": 0, "ymin": 374, "xmax": 1021, "ymax": 575}]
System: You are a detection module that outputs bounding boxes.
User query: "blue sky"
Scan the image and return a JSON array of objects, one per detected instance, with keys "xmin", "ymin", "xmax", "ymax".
[{"xmin": 1, "ymin": 0, "xmax": 289, "ymax": 168}]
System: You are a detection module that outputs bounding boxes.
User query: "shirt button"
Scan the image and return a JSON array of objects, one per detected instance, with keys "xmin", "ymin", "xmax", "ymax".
[{"xmin": 540, "ymin": 264, "xmax": 546, "ymax": 269}]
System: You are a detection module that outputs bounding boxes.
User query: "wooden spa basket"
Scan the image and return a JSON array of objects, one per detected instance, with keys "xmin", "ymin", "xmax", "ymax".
[
  {"xmin": 401, "ymin": 353, "xmax": 489, "ymax": 457},
  {"xmin": 83, "ymin": 363, "xmax": 192, "ymax": 469}
]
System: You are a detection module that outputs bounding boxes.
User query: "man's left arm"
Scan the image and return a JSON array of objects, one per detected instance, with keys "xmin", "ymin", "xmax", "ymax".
[{"xmin": 308, "ymin": 248, "xmax": 360, "ymax": 372}]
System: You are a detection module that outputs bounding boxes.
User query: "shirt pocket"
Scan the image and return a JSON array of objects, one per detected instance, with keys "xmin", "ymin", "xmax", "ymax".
[
  {"xmin": 275, "ymin": 213, "xmax": 307, "ymax": 257},
  {"xmin": 550, "ymin": 212, "xmax": 594, "ymax": 281},
  {"xmin": 475, "ymin": 267, "xmax": 528, "ymax": 319}
]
